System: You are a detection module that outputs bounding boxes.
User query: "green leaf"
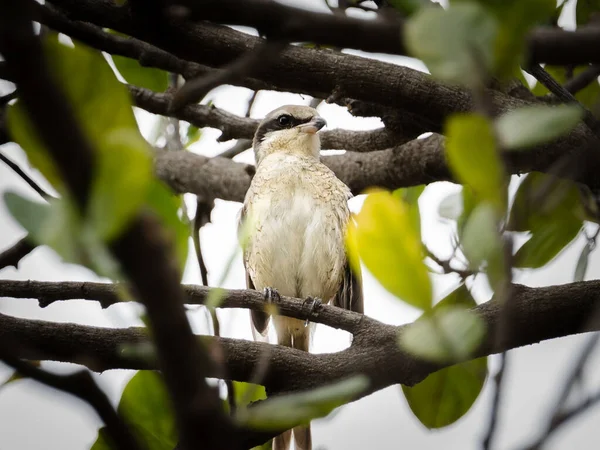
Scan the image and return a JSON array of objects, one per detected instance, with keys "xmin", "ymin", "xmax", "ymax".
[
  {"xmin": 460, "ymin": 202, "xmax": 505, "ymax": 289},
  {"xmin": 91, "ymin": 371, "xmax": 176, "ymax": 450},
  {"xmin": 145, "ymin": 180, "xmax": 190, "ymax": 274},
  {"xmin": 452, "ymin": 0, "xmax": 555, "ymax": 77},
  {"xmin": 234, "ymin": 382, "xmax": 267, "ymax": 408},
  {"xmin": 393, "ymin": 184, "xmax": 425, "ymax": 241},
  {"xmin": 7, "ymin": 36, "xmax": 154, "ymax": 242},
  {"xmin": 402, "ymin": 357, "xmax": 487, "ymax": 428},
  {"xmin": 496, "ymin": 105, "xmax": 583, "ymax": 150},
  {"xmin": 4, "ymin": 192, "xmax": 81, "ymax": 263},
  {"xmin": 576, "ymin": 0, "xmax": 600, "ymax": 26},
  {"xmin": 402, "ymin": 284, "xmax": 488, "ymax": 428},
  {"xmin": 438, "ymin": 191, "xmax": 463, "ymax": 221},
  {"xmin": 514, "ymin": 219, "xmax": 581, "ymax": 268},
  {"xmin": 235, "ymin": 376, "xmax": 369, "ymax": 431},
  {"xmin": 445, "ymin": 114, "xmax": 505, "ymax": 210},
  {"xmin": 108, "ymin": 31, "xmax": 169, "ymax": 92},
  {"xmin": 507, "ymin": 172, "xmax": 585, "ymax": 232},
  {"xmin": 574, "ymin": 241, "xmax": 593, "ymax": 282},
  {"xmin": 349, "ymin": 190, "xmax": 432, "ymax": 311},
  {"xmin": 185, "ymin": 124, "xmax": 202, "ymax": 148},
  {"xmin": 405, "ymin": 3, "xmax": 497, "ymax": 85},
  {"xmin": 399, "ymin": 306, "xmax": 486, "ymax": 363}
]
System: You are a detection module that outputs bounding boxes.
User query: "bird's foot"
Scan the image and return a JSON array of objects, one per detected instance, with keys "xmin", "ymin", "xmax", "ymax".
[
  {"xmin": 303, "ymin": 297, "xmax": 322, "ymax": 327},
  {"xmin": 263, "ymin": 287, "xmax": 281, "ymax": 304}
]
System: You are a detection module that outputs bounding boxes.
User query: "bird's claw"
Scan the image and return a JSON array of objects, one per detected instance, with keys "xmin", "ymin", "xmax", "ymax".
[
  {"xmin": 303, "ymin": 297, "xmax": 322, "ymax": 327},
  {"xmin": 263, "ymin": 287, "xmax": 281, "ymax": 304}
]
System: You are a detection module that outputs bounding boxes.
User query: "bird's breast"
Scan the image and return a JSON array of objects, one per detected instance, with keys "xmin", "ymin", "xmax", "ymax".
[{"xmin": 244, "ymin": 160, "xmax": 348, "ymax": 302}]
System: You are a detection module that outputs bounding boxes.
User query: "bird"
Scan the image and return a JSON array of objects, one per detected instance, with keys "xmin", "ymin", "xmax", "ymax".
[{"xmin": 240, "ymin": 105, "xmax": 363, "ymax": 450}]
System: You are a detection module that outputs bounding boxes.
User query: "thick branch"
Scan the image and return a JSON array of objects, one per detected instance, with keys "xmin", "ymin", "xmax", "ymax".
[
  {"xmin": 0, "ymin": 279, "xmax": 367, "ymax": 334},
  {"xmin": 129, "ymin": 86, "xmax": 404, "ymax": 150},
  {"xmin": 46, "ymin": 0, "xmax": 600, "ymax": 189},
  {"xmin": 168, "ymin": 0, "xmax": 408, "ymax": 56},
  {"xmin": 1, "ymin": 280, "xmax": 599, "ymax": 396}
]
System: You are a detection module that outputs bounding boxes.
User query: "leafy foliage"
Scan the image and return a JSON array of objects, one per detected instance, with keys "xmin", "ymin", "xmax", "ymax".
[
  {"xmin": 235, "ymin": 376, "xmax": 369, "ymax": 431},
  {"xmin": 5, "ymin": 36, "xmax": 188, "ymax": 276},
  {"xmin": 347, "ymin": 190, "xmax": 432, "ymax": 311},
  {"xmin": 402, "ymin": 285, "xmax": 487, "ymax": 428},
  {"xmin": 91, "ymin": 372, "xmax": 176, "ymax": 450}
]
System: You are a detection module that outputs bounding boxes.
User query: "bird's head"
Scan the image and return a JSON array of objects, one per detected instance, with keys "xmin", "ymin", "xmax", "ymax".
[{"xmin": 252, "ymin": 105, "xmax": 326, "ymax": 165}]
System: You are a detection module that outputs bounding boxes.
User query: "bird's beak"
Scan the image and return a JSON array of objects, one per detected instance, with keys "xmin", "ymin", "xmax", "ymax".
[{"xmin": 297, "ymin": 116, "xmax": 327, "ymax": 134}]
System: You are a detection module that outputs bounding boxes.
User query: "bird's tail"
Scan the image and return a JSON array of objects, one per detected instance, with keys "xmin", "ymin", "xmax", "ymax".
[{"xmin": 273, "ymin": 318, "xmax": 312, "ymax": 450}]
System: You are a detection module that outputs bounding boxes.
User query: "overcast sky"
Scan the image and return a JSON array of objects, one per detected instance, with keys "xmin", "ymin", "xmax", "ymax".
[{"xmin": 1, "ymin": 0, "xmax": 600, "ymax": 449}]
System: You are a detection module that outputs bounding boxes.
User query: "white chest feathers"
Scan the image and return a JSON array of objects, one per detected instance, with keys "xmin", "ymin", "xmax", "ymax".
[{"xmin": 243, "ymin": 153, "xmax": 350, "ymax": 302}]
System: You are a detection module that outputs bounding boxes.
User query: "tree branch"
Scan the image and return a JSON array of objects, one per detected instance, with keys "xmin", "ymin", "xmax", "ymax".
[
  {"xmin": 1, "ymin": 279, "xmax": 599, "ymax": 397},
  {"xmin": 0, "ymin": 279, "xmax": 366, "ymax": 333},
  {"xmin": 45, "ymin": 0, "xmax": 600, "ymax": 190},
  {"xmin": 0, "ymin": 344, "xmax": 142, "ymax": 450},
  {"xmin": 0, "ymin": 2, "xmax": 238, "ymax": 448},
  {"xmin": 0, "ymin": 237, "xmax": 36, "ymax": 271},
  {"xmin": 129, "ymin": 85, "xmax": 405, "ymax": 150}
]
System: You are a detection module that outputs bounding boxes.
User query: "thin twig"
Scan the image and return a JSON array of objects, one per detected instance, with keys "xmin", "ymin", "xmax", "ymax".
[
  {"xmin": 524, "ymin": 334, "xmax": 600, "ymax": 450},
  {"xmin": 563, "ymin": 64, "xmax": 600, "ymax": 95},
  {"xmin": 217, "ymin": 139, "xmax": 252, "ymax": 159},
  {"xmin": 524, "ymin": 64, "xmax": 600, "ymax": 139},
  {"xmin": 0, "ymin": 237, "xmax": 35, "ymax": 271},
  {"xmin": 192, "ymin": 197, "xmax": 213, "ymax": 287},
  {"xmin": 0, "ymin": 343, "xmax": 142, "ymax": 450},
  {"xmin": 424, "ymin": 246, "xmax": 474, "ymax": 279},
  {"xmin": 170, "ymin": 40, "xmax": 286, "ymax": 111},
  {"xmin": 0, "ymin": 151, "xmax": 54, "ymax": 200},
  {"xmin": 245, "ymin": 91, "xmax": 259, "ymax": 118}
]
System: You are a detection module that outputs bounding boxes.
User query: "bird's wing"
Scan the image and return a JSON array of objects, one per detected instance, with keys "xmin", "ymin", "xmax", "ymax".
[
  {"xmin": 239, "ymin": 203, "xmax": 271, "ymax": 335},
  {"xmin": 332, "ymin": 257, "xmax": 364, "ymax": 314}
]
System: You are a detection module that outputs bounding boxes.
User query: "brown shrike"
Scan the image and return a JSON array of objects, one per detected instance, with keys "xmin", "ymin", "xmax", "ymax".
[{"xmin": 240, "ymin": 105, "xmax": 363, "ymax": 450}]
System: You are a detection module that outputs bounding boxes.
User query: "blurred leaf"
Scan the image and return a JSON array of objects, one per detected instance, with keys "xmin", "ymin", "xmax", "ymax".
[
  {"xmin": 514, "ymin": 219, "xmax": 581, "ymax": 268},
  {"xmin": 350, "ymin": 190, "xmax": 432, "ymax": 311},
  {"xmin": 92, "ymin": 371, "xmax": 176, "ymax": 450},
  {"xmin": 446, "ymin": 114, "xmax": 505, "ymax": 210},
  {"xmin": 108, "ymin": 31, "xmax": 169, "ymax": 92},
  {"xmin": 235, "ymin": 376, "xmax": 369, "ymax": 431},
  {"xmin": 393, "ymin": 184, "xmax": 425, "ymax": 240},
  {"xmin": 185, "ymin": 124, "xmax": 202, "ymax": 148},
  {"xmin": 576, "ymin": 0, "xmax": 600, "ymax": 26},
  {"xmin": 234, "ymin": 382, "xmax": 267, "ymax": 407},
  {"xmin": 145, "ymin": 180, "xmax": 190, "ymax": 274},
  {"xmin": 460, "ymin": 202, "xmax": 504, "ymax": 290},
  {"xmin": 508, "ymin": 172, "xmax": 585, "ymax": 232},
  {"xmin": 402, "ymin": 357, "xmax": 487, "ymax": 428},
  {"xmin": 438, "ymin": 191, "xmax": 463, "ymax": 221},
  {"xmin": 452, "ymin": 0, "xmax": 555, "ymax": 77},
  {"xmin": 7, "ymin": 36, "xmax": 154, "ymax": 242},
  {"xmin": 405, "ymin": 3, "xmax": 497, "ymax": 85},
  {"xmin": 496, "ymin": 105, "xmax": 583, "ymax": 150},
  {"xmin": 4, "ymin": 192, "xmax": 81, "ymax": 263},
  {"xmin": 6, "ymin": 105, "xmax": 65, "ymax": 193},
  {"xmin": 399, "ymin": 306, "xmax": 486, "ymax": 363},
  {"xmin": 574, "ymin": 240, "xmax": 593, "ymax": 281},
  {"xmin": 402, "ymin": 284, "xmax": 488, "ymax": 428},
  {"xmin": 388, "ymin": 0, "xmax": 428, "ymax": 16}
]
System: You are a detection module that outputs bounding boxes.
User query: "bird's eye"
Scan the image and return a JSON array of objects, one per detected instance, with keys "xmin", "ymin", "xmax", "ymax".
[{"xmin": 278, "ymin": 114, "xmax": 291, "ymax": 126}]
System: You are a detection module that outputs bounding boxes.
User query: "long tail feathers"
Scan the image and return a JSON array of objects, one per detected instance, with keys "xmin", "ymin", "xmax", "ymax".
[{"xmin": 273, "ymin": 325, "xmax": 312, "ymax": 450}]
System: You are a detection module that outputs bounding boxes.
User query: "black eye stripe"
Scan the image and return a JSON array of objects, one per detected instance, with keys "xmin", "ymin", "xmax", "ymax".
[{"xmin": 253, "ymin": 115, "xmax": 313, "ymax": 144}]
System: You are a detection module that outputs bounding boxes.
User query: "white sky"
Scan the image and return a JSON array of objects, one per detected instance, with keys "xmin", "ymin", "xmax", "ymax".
[{"xmin": 1, "ymin": 0, "xmax": 600, "ymax": 449}]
